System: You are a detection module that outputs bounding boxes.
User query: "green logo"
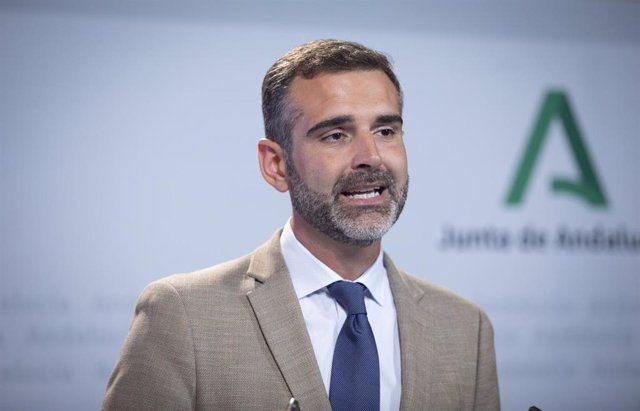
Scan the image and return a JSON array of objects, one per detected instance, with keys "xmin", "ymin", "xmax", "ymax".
[{"xmin": 506, "ymin": 90, "xmax": 608, "ymax": 207}]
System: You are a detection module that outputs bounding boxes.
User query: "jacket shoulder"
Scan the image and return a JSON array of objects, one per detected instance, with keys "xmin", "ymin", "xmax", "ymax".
[
  {"xmin": 149, "ymin": 252, "xmax": 253, "ymax": 294},
  {"xmin": 398, "ymin": 269, "xmax": 490, "ymax": 321}
]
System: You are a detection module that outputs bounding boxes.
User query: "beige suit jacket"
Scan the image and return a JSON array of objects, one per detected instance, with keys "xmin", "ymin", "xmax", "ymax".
[{"xmin": 102, "ymin": 229, "xmax": 500, "ymax": 410}]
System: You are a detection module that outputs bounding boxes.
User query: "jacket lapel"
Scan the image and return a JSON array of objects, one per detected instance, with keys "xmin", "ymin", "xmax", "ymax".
[
  {"xmin": 385, "ymin": 254, "xmax": 433, "ymax": 411},
  {"xmin": 245, "ymin": 230, "xmax": 331, "ymax": 411}
]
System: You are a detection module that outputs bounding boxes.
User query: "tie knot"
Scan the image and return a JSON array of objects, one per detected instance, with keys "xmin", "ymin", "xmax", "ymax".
[{"xmin": 327, "ymin": 281, "xmax": 367, "ymax": 315}]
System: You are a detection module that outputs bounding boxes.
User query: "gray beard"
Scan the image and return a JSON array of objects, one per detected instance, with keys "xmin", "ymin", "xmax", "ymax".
[{"xmin": 286, "ymin": 157, "xmax": 408, "ymax": 247}]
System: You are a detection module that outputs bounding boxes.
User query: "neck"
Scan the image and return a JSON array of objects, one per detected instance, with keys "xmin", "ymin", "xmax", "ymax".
[{"xmin": 290, "ymin": 213, "xmax": 381, "ymax": 281}]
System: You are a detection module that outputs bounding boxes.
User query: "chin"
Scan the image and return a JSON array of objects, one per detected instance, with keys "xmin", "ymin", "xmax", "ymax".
[{"xmin": 337, "ymin": 221, "xmax": 394, "ymax": 243}]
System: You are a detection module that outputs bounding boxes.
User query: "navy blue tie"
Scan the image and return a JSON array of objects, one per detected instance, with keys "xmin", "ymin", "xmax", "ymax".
[{"xmin": 327, "ymin": 281, "xmax": 380, "ymax": 411}]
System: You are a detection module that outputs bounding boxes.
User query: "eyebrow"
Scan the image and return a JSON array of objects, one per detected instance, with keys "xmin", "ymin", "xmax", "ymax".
[
  {"xmin": 305, "ymin": 114, "xmax": 403, "ymax": 137},
  {"xmin": 375, "ymin": 114, "xmax": 403, "ymax": 126},
  {"xmin": 306, "ymin": 115, "xmax": 354, "ymax": 137}
]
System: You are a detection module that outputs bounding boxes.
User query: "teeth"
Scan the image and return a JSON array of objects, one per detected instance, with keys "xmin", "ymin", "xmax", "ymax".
[{"xmin": 347, "ymin": 190, "xmax": 380, "ymax": 199}]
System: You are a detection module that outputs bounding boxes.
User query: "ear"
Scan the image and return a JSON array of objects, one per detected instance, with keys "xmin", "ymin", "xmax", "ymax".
[{"xmin": 258, "ymin": 138, "xmax": 289, "ymax": 192}]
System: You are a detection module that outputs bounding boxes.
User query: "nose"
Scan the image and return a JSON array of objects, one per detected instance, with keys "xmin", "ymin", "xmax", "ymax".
[{"xmin": 351, "ymin": 133, "xmax": 382, "ymax": 169}]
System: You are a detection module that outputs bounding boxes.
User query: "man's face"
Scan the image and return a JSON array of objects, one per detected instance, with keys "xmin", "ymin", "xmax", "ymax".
[{"xmin": 285, "ymin": 70, "xmax": 409, "ymax": 246}]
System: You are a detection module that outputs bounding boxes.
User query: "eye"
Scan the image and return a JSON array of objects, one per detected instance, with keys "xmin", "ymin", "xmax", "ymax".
[
  {"xmin": 376, "ymin": 127, "xmax": 396, "ymax": 138},
  {"xmin": 322, "ymin": 131, "xmax": 347, "ymax": 142}
]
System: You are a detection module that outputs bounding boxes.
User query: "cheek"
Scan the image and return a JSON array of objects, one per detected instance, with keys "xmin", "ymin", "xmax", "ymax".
[
  {"xmin": 307, "ymin": 163, "xmax": 344, "ymax": 190},
  {"xmin": 292, "ymin": 150, "xmax": 344, "ymax": 189},
  {"xmin": 385, "ymin": 146, "xmax": 408, "ymax": 182}
]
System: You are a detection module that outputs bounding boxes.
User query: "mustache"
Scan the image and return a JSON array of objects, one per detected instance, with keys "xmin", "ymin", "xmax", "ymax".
[{"xmin": 333, "ymin": 169, "xmax": 397, "ymax": 195}]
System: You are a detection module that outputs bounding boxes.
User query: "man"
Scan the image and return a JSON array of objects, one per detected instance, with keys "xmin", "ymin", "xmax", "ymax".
[{"xmin": 102, "ymin": 39, "xmax": 500, "ymax": 411}]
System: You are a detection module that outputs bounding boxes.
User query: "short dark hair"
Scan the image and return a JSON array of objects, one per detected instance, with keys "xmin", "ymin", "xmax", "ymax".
[{"xmin": 261, "ymin": 39, "xmax": 403, "ymax": 154}]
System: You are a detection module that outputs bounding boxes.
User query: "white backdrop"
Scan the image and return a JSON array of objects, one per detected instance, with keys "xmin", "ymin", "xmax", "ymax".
[{"xmin": 1, "ymin": 2, "xmax": 639, "ymax": 410}]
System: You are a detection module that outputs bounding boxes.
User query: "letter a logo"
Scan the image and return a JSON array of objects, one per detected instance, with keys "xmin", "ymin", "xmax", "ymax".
[{"xmin": 506, "ymin": 90, "xmax": 608, "ymax": 207}]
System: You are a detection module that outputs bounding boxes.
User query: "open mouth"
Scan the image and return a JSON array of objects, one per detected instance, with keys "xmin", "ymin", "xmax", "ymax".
[{"xmin": 342, "ymin": 186, "xmax": 385, "ymax": 200}]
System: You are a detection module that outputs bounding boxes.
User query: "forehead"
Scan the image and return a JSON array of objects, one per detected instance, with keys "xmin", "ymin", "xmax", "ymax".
[{"xmin": 288, "ymin": 70, "xmax": 401, "ymax": 123}]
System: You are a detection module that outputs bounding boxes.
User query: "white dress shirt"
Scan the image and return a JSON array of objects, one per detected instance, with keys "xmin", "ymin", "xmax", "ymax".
[{"xmin": 280, "ymin": 220, "xmax": 402, "ymax": 411}]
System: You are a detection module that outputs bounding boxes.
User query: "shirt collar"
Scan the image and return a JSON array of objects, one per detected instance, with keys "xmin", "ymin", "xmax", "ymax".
[{"xmin": 280, "ymin": 219, "xmax": 387, "ymax": 307}]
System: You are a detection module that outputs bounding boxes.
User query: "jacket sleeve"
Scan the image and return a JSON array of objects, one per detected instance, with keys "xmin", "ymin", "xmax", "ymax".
[
  {"xmin": 473, "ymin": 310, "xmax": 501, "ymax": 411},
  {"xmin": 102, "ymin": 280, "xmax": 196, "ymax": 411}
]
